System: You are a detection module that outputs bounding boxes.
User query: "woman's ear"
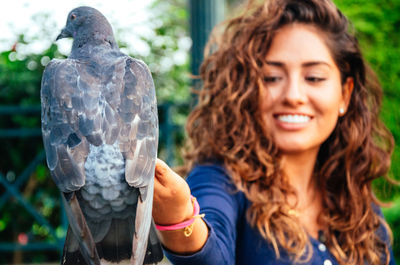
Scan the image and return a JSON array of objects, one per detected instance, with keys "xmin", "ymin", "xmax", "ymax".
[{"xmin": 340, "ymin": 77, "xmax": 354, "ymax": 116}]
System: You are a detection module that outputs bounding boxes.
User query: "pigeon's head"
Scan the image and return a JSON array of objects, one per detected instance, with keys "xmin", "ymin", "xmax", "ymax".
[{"xmin": 56, "ymin": 6, "xmax": 117, "ymax": 48}]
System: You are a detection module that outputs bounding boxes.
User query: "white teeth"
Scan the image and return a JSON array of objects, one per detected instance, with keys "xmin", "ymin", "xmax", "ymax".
[{"xmin": 277, "ymin": 114, "xmax": 310, "ymax": 123}]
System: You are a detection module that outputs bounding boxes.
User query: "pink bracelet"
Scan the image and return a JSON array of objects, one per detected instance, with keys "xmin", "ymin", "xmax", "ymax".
[{"xmin": 155, "ymin": 195, "xmax": 204, "ymax": 237}]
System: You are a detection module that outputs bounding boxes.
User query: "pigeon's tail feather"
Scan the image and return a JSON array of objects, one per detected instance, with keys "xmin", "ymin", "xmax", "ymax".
[
  {"xmin": 62, "ymin": 217, "xmax": 133, "ymax": 264},
  {"xmin": 63, "ymin": 217, "xmax": 163, "ymax": 264},
  {"xmin": 96, "ymin": 217, "xmax": 135, "ymax": 262},
  {"xmin": 143, "ymin": 222, "xmax": 164, "ymax": 264},
  {"xmin": 95, "ymin": 218, "xmax": 163, "ymax": 264},
  {"xmin": 61, "ymin": 193, "xmax": 101, "ymax": 265},
  {"xmin": 62, "ymin": 251, "xmax": 87, "ymax": 265},
  {"xmin": 62, "ymin": 228, "xmax": 88, "ymax": 265}
]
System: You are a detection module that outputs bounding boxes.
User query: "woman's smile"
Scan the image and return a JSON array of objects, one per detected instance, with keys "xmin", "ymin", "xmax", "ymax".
[{"xmin": 273, "ymin": 112, "xmax": 313, "ymax": 130}]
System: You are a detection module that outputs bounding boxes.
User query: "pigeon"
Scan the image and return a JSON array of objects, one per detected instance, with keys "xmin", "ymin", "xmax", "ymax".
[{"xmin": 40, "ymin": 6, "xmax": 163, "ymax": 265}]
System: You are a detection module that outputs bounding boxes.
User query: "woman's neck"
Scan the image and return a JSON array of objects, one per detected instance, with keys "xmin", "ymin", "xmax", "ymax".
[
  {"xmin": 281, "ymin": 149, "xmax": 319, "ymax": 207},
  {"xmin": 281, "ymin": 149, "xmax": 323, "ymax": 238},
  {"xmin": 282, "ymin": 151, "xmax": 318, "ymax": 193}
]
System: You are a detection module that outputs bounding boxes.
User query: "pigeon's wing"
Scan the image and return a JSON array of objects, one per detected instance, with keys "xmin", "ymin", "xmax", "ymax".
[
  {"xmin": 41, "ymin": 59, "xmax": 89, "ymax": 193},
  {"xmin": 116, "ymin": 57, "xmax": 159, "ymax": 265},
  {"xmin": 42, "ymin": 59, "xmax": 100, "ymax": 264},
  {"xmin": 118, "ymin": 57, "xmax": 158, "ymax": 194}
]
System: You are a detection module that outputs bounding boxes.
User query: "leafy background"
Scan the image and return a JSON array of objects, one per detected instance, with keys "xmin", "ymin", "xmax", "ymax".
[
  {"xmin": 0, "ymin": 0, "xmax": 398, "ymax": 263},
  {"xmin": 333, "ymin": 1, "xmax": 400, "ymax": 262}
]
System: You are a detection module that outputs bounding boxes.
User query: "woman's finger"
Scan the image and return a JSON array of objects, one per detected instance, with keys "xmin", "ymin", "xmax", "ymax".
[
  {"xmin": 154, "ymin": 158, "xmax": 171, "ymax": 186},
  {"xmin": 153, "ymin": 174, "xmax": 167, "ymax": 197}
]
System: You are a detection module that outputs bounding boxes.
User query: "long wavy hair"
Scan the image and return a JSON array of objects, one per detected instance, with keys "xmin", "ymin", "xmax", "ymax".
[{"xmin": 183, "ymin": 0, "xmax": 394, "ymax": 264}]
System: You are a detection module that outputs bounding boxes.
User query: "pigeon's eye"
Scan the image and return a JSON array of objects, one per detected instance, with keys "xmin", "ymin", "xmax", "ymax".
[{"xmin": 70, "ymin": 14, "xmax": 76, "ymax": 20}]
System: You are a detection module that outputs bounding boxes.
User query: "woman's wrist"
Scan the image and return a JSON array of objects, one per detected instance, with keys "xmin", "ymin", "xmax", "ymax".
[
  {"xmin": 154, "ymin": 194, "xmax": 194, "ymax": 226},
  {"xmin": 156, "ymin": 216, "xmax": 209, "ymax": 254},
  {"xmin": 154, "ymin": 195, "xmax": 209, "ymax": 254},
  {"xmin": 155, "ymin": 196, "xmax": 205, "ymax": 237}
]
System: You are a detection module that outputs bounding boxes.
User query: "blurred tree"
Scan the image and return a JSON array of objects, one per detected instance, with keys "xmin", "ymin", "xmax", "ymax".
[{"xmin": 0, "ymin": 42, "xmax": 64, "ymax": 263}]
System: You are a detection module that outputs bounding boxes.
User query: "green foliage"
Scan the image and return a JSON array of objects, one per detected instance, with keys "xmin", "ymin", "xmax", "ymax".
[
  {"xmin": 334, "ymin": 0, "xmax": 400, "ymax": 260},
  {"xmin": 144, "ymin": 0, "xmax": 191, "ymax": 103},
  {"xmin": 333, "ymin": 0, "xmax": 400, "ymax": 195},
  {"xmin": 0, "ymin": 40, "xmax": 63, "ymax": 264}
]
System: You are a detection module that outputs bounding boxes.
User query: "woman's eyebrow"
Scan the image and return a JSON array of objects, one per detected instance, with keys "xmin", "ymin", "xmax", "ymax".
[
  {"xmin": 265, "ymin": 61, "xmax": 283, "ymax": 67},
  {"xmin": 265, "ymin": 61, "xmax": 331, "ymax": 68},
  {"xmin": 302, "ymin": 61, "xmax": 332, "ymax": 68}
]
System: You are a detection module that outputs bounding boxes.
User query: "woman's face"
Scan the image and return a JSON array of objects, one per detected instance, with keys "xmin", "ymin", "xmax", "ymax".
[{"xmin": 260, "ymin": 24, "xmax": 353, "ymax": 155}]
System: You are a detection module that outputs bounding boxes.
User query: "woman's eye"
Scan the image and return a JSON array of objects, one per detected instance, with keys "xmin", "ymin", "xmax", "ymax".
[
  {"xmin": 263, "ymin": 76, "xmax": 282, "ymax": 83},
  {"xmin": 306, "ymin": 77, "xmax": 326, "ymax": 82}
]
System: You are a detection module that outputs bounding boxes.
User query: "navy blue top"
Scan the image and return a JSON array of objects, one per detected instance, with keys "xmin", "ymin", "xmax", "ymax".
[{"xmin": 164, "ymin": 164, "xmax": 396, "ymax": 265}]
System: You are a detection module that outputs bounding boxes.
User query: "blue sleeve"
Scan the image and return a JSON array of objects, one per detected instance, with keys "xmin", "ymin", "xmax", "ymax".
[
  {"xmin": 383, "ymin": 226, "xmax": 397, "ymax": 264},
  {"xmin": 163, "ymin": 164, "xmax": 244, "ymax": 265},
  {"xmin": 374, "ymin": 205, "xmax": 397, "ymax": 265},
  {"xmin": 389, "ymin": 247, "xmax": 396, "ymax": 265}
]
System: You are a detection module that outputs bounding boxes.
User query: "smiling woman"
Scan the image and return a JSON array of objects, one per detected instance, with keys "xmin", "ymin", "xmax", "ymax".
[{"xmin": 151, "ymin": 0, "xmax": 396, "ymax": 264}]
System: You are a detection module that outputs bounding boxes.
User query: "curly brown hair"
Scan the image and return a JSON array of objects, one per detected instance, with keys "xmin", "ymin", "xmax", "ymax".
[{"xmin": 182, "ymin": 0, "xmax": 395, "ymax": 264}]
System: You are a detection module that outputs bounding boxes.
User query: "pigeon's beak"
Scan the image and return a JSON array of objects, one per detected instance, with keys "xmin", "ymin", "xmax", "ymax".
[{"xmin": 56, "ymin": 28, "xmax": 72, "ymax": 41}]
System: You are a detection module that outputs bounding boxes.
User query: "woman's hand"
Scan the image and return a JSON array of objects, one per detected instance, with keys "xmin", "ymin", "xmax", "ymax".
[
  {"xmin": 152, "ymin": 159, "xmax": 208, "ymax": 254},
  {"xmin": 153, "ymin": 159, "xmax": 194, "ymax": 226}
]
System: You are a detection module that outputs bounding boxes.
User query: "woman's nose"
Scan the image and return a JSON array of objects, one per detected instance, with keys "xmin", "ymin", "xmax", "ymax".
[{"xmin": 283, "ymin": 76, "xmax": 307, "ymax": 106}]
